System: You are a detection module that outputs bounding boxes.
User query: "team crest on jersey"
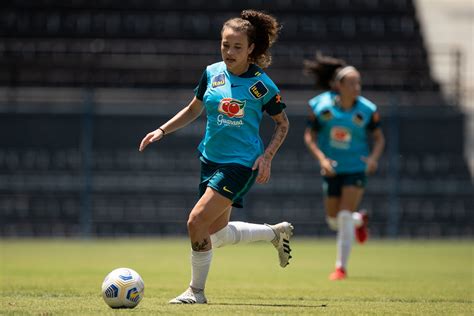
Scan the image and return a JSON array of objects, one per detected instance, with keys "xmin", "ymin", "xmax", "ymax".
[
  {"xmin": 218, "ymin": 98, "xmax": 245, "ymax": 118},
  {"xmin": 211, "ymin": 73, "xmax": 226, "ymax": 88},
  {"xmin": 320, "ymin": 109, "xmax": 333, "ymax": 121},
  {"xmin": 249, "ymin": 81, "xmax": 268, "ymax": 99},
  {"xmin": 352, "ymin": 112, "xmax": 365, "ymax": 126}
]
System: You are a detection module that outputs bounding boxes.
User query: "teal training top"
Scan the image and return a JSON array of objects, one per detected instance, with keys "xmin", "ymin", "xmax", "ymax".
[
  {"xmin": 308, "ymin": 91, "xmax": 381, "ymax": 173},
  {"xmin": 194, "ymin": 61, "xmax": 285, "ymax": 168}
]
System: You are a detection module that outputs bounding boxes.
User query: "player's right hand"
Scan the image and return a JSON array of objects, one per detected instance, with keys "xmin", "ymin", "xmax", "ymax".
[
  {"xmin": 320, "ymin": 157, "xmax": 336, "ymax": 177},
  {"xmin": 139, "ymin": 129, "xmax": 164, "ymax": 152}
]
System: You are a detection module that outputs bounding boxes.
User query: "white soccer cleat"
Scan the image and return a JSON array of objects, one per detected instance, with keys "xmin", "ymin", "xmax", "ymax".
[
  {"xmin": 169, "ymin": 287, "xmax": 207, "ymax": 304},
  {"xmin": 266, "ymin": 221, "xmax": 294, "ymax": 268}
]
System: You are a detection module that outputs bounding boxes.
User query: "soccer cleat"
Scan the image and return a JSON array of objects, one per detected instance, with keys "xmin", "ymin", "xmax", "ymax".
[
  {"xmin": 169, "ymin": 287, "xmax": 207, "ymax": 304},
  {"xmin": 266, "ymin": 221, "xmax": 294, "ymax": 268},
  {"xmin": 355, "ymin": 210, "xmax": 369, "ymax": 244},
  {"xmin": 329, "ymin": 267, "xmax": 347, "ymax": 281}
]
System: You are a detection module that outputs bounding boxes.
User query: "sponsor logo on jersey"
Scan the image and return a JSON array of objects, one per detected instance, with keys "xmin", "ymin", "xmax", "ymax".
[
  {"xmin": 249, "ymin": 81, "xmax": 268, "ymax": 99},
  {"xmin": 330, "ymin": 126, "xmax": 352, "ymax": 149},
  {"xmin": 218, "ymin": 98, "xmax": 245, "ymax": 118},
  {"xmin": 217, "ymin": 115, "xmax": 244, "ymax": 127},
  {"xmin": 212, "ymin": 73, "xmax": 226, "ymax": 88}
]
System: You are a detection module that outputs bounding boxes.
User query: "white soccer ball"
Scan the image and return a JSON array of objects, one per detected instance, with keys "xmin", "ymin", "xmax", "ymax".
[{"xmin": 101, "ymin": 267, "xmax": 144, "ymax": 309}]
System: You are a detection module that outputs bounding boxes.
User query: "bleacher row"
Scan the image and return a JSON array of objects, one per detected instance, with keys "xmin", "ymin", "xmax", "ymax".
[
  {"xmin": 6, "ymin": 193, "xmax": 469, "ymax": 224},
  {"xmin": 0, "ymin": 54, "xmax": 436, "ymax": 92},
  {"xmin": 0, "ymin": 148, "xmax": 470, "ymax": 178},
  {"xmin": 3, "ymin": 0, "xmax": 415, "ymax": 12},
  {"xmin": 1, "ymin": 11, "xmax": 420, "ymax": 39},
  {"xmin": 1, "ymin": 192, "xmax": 472, "ymax": 237},
  {"xmin": 1, "ymin": 38, "xmax": 426, "ymax": 61}
]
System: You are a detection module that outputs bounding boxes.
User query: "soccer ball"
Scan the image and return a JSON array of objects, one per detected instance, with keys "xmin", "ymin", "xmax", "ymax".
[{"xmin": 101, "ymin": 267, "xmax": 144, "ymax": 309}]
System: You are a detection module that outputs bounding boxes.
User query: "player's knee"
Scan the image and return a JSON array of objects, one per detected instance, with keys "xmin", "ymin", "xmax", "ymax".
[{"xmin": 187, "ymin": 213, "xmax": 206, "ymax": 234}]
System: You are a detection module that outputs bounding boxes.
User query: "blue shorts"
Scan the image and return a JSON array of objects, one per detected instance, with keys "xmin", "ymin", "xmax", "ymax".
[
  {"xmin": 199, "ymin": 156, "xmax": 258, "ymax": 208},
  {"xmin": 323, "ymin": 172, "xmax": 367, "ymax": 197}
]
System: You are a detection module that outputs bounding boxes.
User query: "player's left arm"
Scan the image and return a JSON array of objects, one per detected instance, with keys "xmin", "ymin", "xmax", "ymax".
[
  {"xmin": 361, "ymin": 110, "xmax": 385, "ymax": 174},
  {"xmin": 252, "ymin": 110, "xmax": 289, "ymax": 184},
  {"xmin": 364, "ymin": 127, "xmax": 385, "ymax": 173}
]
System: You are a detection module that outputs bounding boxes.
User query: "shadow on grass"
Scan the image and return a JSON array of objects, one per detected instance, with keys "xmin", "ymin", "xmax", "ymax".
[{"xmin": 211, "ymin": 302, "xmax": 328, "ymax": 308}]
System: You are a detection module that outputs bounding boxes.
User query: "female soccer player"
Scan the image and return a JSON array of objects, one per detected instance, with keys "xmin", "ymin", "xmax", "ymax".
[
  {"xmin": 303, "ymin": 53, "xmax": 385, "ymax": 280},
  {"xmin": 139, "ymin": 10, "xmax": 293, "ymax": 303}
]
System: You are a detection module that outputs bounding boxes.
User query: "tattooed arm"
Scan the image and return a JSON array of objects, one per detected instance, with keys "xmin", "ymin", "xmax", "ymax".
[{"xmin": 252, "ymin": 111, "xmax": 290, "ymax": 184}]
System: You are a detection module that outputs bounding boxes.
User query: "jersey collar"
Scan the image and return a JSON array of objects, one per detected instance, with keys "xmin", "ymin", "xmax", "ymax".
[{"xmin": 227, "ymin": 64, "xmax": 261, "ymax": 78}]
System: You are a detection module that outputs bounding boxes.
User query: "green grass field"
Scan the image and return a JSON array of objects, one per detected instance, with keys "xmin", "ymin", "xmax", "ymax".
[{"xmin": 0, "ymin": 238, "xmax": 472, "ymax": 315}]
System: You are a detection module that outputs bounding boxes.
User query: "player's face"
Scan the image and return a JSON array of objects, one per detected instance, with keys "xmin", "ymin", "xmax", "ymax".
[
  {"xmin": 338, "ymin": 71, "xmax": 361, "ymax": 100},
  {"xmin": 221, "ymin": 28, "xmax": 255, "ymax": 75}
]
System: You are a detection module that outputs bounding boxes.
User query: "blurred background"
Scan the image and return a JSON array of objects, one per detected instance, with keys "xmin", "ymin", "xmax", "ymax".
[{"xmin": 0, "ymin": 0, "xmax": 472, "ymax": 238}]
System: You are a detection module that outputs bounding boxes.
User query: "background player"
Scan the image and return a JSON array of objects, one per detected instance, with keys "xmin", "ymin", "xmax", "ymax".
[
  {"xmin": 303, "ymin": 53, "xmax": 385, "ymax": 280},
  {"xmin": 139, "ymin": 10, "xmax": 293, "ymax": 303}
]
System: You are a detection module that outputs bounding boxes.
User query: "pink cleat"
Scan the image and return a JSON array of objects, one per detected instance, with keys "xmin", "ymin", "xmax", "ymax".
[
  {"xmin": 355, "ymin": 210, "xmax": 369, "ymax": 244},
  {"xmin": 329, "ymin": 267, "xmax": 347, "ymax": 281}
]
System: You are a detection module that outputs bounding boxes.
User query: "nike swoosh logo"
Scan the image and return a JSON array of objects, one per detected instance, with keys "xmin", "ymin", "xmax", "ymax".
[{"xmin": 223, "ymin": 186, "xmax": 233, "ymax": 194}]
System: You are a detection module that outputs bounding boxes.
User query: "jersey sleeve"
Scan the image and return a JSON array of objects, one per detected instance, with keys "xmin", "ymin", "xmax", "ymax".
[
  {"xmin": 262, "ymin": 93, "xmax": 286, "ymax": 116},
  {"xmin": 366, "ymin": 111, "xmax": 381, "ymax": 131},
  {"xmin": 194, "ymin": 70, "xmax": 208, "ymax": 101},
  {"xmin": 260, "ymin": 76, "xmax": 286, "ymax": 116}
]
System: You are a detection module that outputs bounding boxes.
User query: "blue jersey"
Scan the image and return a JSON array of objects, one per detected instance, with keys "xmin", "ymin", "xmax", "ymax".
[
  {"xmin": 308, "ymin": 91, "xmax": 381, "ymax": 173},
  {"xmin": 195, "ymin": 62, "xmax": 285, "ymax": 168}
]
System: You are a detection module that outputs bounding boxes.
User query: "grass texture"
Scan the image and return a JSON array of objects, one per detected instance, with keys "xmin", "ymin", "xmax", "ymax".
[{"xmin": 0, "ymin": 238, "xmax": 472, "ymax": 315}]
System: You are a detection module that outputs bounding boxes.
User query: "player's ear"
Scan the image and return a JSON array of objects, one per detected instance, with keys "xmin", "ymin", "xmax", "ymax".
[
  {"xmin": 333, "ymin": 79, "xmax": 341, "ymax": 91},
  {"xmin": 247, "ymin": 42, "xmax": 255, "ymax": 56}
]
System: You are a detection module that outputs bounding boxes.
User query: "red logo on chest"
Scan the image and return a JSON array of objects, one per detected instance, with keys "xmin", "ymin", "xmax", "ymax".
[{"xmin": 218, "ymin": 98, "xmax": 246, "ymax": 118}]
